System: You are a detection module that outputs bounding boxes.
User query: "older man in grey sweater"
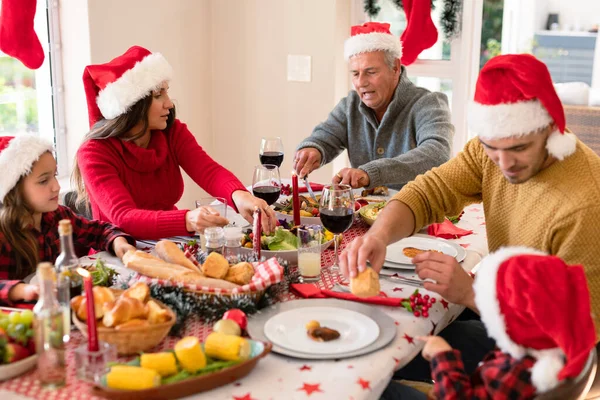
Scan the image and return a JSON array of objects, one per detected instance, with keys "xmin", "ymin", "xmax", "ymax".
[{"xmin": 294, "ymin": 22, "xmax": 454, "ymax": 190}]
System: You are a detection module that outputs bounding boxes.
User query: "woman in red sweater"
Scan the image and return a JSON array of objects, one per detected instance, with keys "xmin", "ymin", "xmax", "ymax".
[{"xmin": 73, "ymin": 46, "xmax": 275, "ymax": 240}]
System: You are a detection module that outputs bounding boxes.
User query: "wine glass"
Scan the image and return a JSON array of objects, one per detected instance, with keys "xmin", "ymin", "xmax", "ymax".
[
  {"xmin": 319, "ymin": 184, "xmax": 354, "ymax": 274},
  {"xmin": 259, "ymin": 137, "xmax": 284, "ymax": 168},
  {"xmin": 252, "ymin": 164, "xmax": 282, "ymax": 206}
]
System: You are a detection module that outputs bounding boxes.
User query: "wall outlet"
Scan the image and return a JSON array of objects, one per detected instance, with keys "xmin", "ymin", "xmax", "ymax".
[{"xmin": 287, "ymin": 55, "xmax": 312, "ymax": 82}]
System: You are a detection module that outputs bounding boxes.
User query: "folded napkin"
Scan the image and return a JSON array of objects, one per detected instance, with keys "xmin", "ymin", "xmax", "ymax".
[
  {"xmin": 427, "ymin": 218, "xmax": 473, "ymax": 239},
  {"xmin": 297, "ymin": 182, "xmax": 325, "ymax": 193},
  {"xmin": 291, "ymin": 283, "xmax": 403, "ymax": 307}
]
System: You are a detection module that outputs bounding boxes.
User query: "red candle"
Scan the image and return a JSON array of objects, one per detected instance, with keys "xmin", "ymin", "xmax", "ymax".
[
  {"xmin": 292, "ymin": 173, "xmax": 301, "ymax": 226},
  {"xmin": 252, "ymin": 206, "xmax": 261, "ymax": 259},
  {"xmin": 78, "ymin": 268, "xmax": 99, "ymax": 352}
]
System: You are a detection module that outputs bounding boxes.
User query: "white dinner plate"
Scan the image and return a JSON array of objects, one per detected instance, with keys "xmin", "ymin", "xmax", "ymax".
[
  {"xmin": 263, "ymin": 306, "xmax": 380, "ymax": 355},
  {"xmin": 385, "ymin": 236, "xmax": 459, "ymax": 266},
  {"xmin": 28, "ymin": 261, "xmax": 129, "ymax": 285}
]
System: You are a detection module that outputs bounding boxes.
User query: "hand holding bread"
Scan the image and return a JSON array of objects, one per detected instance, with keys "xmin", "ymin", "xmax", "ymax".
[{"xmin": 350, "ymin": 267, "xmax": 380, "ymax": 298}]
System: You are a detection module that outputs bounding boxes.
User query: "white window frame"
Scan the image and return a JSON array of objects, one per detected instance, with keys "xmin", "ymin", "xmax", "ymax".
[{"xmin": 350, "ymin": 0, "xmax": 484, "ymax": 154}]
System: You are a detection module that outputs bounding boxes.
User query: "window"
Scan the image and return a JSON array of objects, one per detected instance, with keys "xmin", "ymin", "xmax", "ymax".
[{"xmin": 0, "ymin": 0, "xmax": 66, "ymax": 176}]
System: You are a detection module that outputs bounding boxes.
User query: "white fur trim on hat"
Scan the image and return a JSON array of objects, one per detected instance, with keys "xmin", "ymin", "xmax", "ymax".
[
  {"xmin": 546, "ymin": 130, "xmax": 577, "ymax": 161},
  {"xmin": 0, "ymin": 135, "xmax": 54, "ymax": 202},
  {"xmin": 96, "ymin": 52, "xmax": 173, "ymax": 120},
  {"xmin": 468, "ymin": 99, "xmax": 553, "ymax": 139},
  {"xmin": 530, "ymin": 349, "xmax": 565, "ymax": 392},
  {"xmin": 344, "ymin": 32, "xmax": 402, "ymax": 61}
]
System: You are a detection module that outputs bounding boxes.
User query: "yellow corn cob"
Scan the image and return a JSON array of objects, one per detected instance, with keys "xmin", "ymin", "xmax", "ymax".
[
  {"xmin": 204, "ymin": 332, "xmax": 250, "ymax": 361},
  {"xmin": 140, "ymin": 352, "xmax": 178, "ymax": 377},
  {"xmin": 106, "ymin": 365, "xmax": 160, "ymax": 390},
  {"xmin": 175, "ymin": 336, "xmax": 207, "ymax": 372}
]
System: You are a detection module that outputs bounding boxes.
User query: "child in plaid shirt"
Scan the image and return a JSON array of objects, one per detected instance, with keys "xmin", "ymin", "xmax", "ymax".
[
  {"xmin": 0, "ymin": 135, "xmax": 136, "ymax": 306},
  {"xmin": 415, "ymin": 248, "xmax": 596, "ymax": 399}
]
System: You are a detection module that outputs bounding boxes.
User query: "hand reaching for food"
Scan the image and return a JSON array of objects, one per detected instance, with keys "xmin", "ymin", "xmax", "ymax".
[
  {"xmin": 417, "ymin": 336, "xmax": 452, "ymax": 361},
  {"xmin": 185, "ymin": 206, "xmax": 229, "ymax": 234}
]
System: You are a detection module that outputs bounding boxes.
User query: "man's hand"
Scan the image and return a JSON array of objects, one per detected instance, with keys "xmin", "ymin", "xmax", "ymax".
[
  {"xmin": 232, "ymin": 190, "xmax": 276, "ymax": 234},
  {"xmin": 332, "ymin": 168, "xmax": 370, "ymax": 188},
  {"xmin": 413, "ymin": 252, "xmax": 476, "ymax": 308},
  {"xmin": 113, "ymin": 236, "xmax": 137, "ymax": 259},
  {"xmin": 417, "ymin": 336, "xmax": 453, "ymax": 361},
  {"xmin": 339, "ymin": 234, "xmax": 387, "ymax": 278},
  {"xmin": 294, "ymin": 148, "xmax": 322, "ymax": 178}
]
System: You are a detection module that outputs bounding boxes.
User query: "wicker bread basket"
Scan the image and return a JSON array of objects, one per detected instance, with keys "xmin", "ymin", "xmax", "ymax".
[{"xmin": 72, "ymin": 290, "xmax": 176, "ymax": 355}]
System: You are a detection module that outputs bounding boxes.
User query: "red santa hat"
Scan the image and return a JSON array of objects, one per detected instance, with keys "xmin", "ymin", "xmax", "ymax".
[
  {"xmin": 344, "ymin": 22, "xmax": 402, "ymax": 61},
  {"xmin": 0, "ymin": 135, "xmax": 54, "ymax": 202},
  {"xmin": 473, "ymin": 247, "xmax": 596, "ymax": 393},
  {"xmin": 82, "ymin": 45, "xmax": 173, "ymax": 128},
  {"xmin": 468, "ymin": 54, "xmax": 577, "ymax": 160}
]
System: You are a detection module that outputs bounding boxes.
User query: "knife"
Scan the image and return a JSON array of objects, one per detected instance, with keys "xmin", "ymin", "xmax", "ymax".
[{"xmin": 303, "ymin": 176, "xmax": 318, "ymax": 203}]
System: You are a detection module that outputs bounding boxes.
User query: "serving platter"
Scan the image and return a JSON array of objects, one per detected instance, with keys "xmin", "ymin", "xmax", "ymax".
[{"xmin": 247, "ymin": 299, "xmax": 396, "ymax": 360}]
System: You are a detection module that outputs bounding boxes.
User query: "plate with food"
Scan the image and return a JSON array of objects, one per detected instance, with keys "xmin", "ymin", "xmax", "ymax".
[
  {"xmin": 0, "ymin": 308, "xmax": 38, "ymax": 381},
  {"xmin": 91, "ymin": 334, "xmax": 271, "ymax": 400},
  {"xmin": 238, "ymin": 226, "xmax": 334, "ymax": 263},
  {"xmin": 384, "ymin": 236, "xmax": 461, "ymax": 268},
  {"xmin": 263, "ymin": 306, "xmax": 379, "ymax": 355},
  {"xmin": 274, "ymin": 195, "xmax": 365, "ymax": 226},
  {"xmin": 28, "ymin": 258, "xmax": 124, "ymax": 288}
]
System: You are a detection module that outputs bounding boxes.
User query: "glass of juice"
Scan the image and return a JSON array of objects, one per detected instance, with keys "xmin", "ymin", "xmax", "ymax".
[{"xmin": 297, "ymin": 226, "xmax": 322, "ymax": 282}]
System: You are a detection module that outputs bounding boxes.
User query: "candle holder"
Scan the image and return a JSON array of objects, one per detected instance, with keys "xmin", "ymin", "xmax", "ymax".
[{"xmin": 74, "ymin": 341, "xmax": 117, "ymax": 383}]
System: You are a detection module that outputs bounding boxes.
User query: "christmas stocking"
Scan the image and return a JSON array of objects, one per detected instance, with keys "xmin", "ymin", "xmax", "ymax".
[
  {"xmin": 0, "ymin": 0, "xmax": 45, "ymax": 69},
  {"xmin": 400, "ymin": 0, "xmax": 438, "ymax": 66}
]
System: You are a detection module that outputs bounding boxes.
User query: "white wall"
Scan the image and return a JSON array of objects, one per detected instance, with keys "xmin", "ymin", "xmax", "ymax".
[{"xmin": 546, "ymin": 0, "xmax": 600, "ymax": 31}]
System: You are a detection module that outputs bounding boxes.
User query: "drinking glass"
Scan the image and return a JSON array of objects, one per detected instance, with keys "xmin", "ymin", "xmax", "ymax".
[
  {"xmin": 195, "ymin": 197, "xmax": 228, "ymax": 220},
  {"xmin": 252, "ymin": 164, "xmax": 282, "ymax": 206},
  {"xmin": 319, "ymin": 184, "xmax": 354, "ymax": 273},
  {"xmin": 259, "ymin": 137, "xmax": 284, "ymax": 168},
  {"xmin": 297, "ymin": 226, "xmax": 322, "ymax": 282}
]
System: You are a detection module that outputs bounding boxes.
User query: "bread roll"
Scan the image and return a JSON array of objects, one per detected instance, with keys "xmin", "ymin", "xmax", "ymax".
[
  {"xmin": 122, "ymin": 282, "xmax": 150, "ymax": 303},
  {"xmin": 224, "ymin": 262, "xmax": 255, "ymax": 285},
  {"xmin": 146, "ymin": 300, "xmax": 170, "ymax": 324},
  {"xmin": 350, "ymin": 267, "xmax": 380, "ymax": 298},
  {"xmin": 74, "ymin": 286, "xmax": 116, "ymax": 320},
  {"xmin": 124, "ymin": 250, "xmax": 198, "ymax": 280},
  {"xmin": 103, "ymin": 297, "xmax": 148, "ymax": 327},
  {"xmin": 155, "ymin": 240, "xmax": 201, "ymax": 273},
  {"xmin": 115, "ymin": 319, "xmax": 150, "ymax": 331},
  {"xmin": 202, "ymin": 252, "xmax": 229, "ymax": 279}
]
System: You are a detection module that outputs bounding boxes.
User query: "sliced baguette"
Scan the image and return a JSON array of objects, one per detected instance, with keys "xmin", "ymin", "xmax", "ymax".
[{"xmin": 155, "ymin": 240, "xmax": 201, "ymax": 273}]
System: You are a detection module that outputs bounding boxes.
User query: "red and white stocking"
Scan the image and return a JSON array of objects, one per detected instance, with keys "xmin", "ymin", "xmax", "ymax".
[
  {"xmin": 400, "ymin": 0, "xmax": 438, "ymax": 66},
  {"xmin": 0, "ymin": 0, "xmax": 45, "ymax": 69}
]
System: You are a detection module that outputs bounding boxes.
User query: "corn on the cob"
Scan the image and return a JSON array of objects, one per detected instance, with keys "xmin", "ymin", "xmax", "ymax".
[
  {"xmin": 106, "ymin": 365, "xmax": 160, "ymax": 390},
  {"xmin": 204, "ymin": 332, "xmax": 250, "ymax": 361},
  {"xmin": 175, "ymin": 336, "xmax": 207, "ymax": 372},
  {"xmin": 140, "ymin": 352, "xmax": 178, "ymax": 377}
]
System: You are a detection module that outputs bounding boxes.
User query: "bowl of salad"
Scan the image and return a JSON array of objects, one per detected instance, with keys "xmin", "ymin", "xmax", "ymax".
[{"xmin": 238, "ymin": 224, "xmax": 335, "ymax": 264}]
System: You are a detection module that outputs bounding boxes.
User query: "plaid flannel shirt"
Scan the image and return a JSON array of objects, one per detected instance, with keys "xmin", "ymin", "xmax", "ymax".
[
  {"xmin": 431, "ymin": 349, "xmax": 537, "ymax": 400},
  {"xmin": 0, "ymin": 205, "xmax": 134, "ymax": 305}
]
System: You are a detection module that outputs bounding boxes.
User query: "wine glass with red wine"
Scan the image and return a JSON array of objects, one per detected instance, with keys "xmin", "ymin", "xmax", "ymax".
[
  {"xmin": 319, "ymin": 184, "xmax": 354, "ymax": 274},
  {"xmin": 259, "ymin": 137, "xmax": 284, "ymax": 168},
  {"xmin": 252, "ymin": 164, "xmax": 282, "ymax": 206}
]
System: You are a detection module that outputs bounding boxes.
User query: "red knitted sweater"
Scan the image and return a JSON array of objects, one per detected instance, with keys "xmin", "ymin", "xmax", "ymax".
[{"xmin": 77, "ymin": 119, "xmax": 247, "ymax": 239}]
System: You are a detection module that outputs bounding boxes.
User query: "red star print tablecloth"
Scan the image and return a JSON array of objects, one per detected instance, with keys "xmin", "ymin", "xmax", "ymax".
[{"xmin": 0, "ymin": 205, "xmax": 488, "ymax": 400}]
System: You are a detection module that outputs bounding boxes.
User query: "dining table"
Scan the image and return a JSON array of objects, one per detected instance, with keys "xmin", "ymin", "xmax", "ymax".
[{"xmin": 0, "ymin": 203, "xmax": 489, "ymax": 400}]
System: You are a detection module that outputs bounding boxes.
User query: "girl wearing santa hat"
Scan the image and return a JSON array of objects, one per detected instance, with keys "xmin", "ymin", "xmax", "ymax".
[
  {"xmin": 0, "ymin": 135, "xmax": 135, "ymax": 305},
  {"xmin": 73, "ymin": 46, "xmax": 275, "ymax": 240}
]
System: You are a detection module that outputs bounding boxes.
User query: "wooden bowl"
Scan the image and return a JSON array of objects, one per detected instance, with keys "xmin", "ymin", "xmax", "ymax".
[
  {"xmin": 91, "ymin": 340, "xmax": 272, "ymax": 400},
  {"xmin": 72, "ymin": 291, "xmax": 176, "ymax": 356}
]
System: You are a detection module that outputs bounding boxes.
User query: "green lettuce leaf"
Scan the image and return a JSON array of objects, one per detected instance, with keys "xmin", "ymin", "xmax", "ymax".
[{"xmin": 265, "ymin": 228, "xmax": 297, "ymax": 251}]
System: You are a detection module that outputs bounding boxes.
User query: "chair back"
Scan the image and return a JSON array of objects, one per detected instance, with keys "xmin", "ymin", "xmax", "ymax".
[{"xmin": 534, "ymin": 347, "xmax": 597, "ymax": 400}]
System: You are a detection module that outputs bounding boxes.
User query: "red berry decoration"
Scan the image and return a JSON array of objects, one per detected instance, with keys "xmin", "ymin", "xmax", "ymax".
[
  {"xmin": 430, "ymin": 298, "xmax": 436, "ymax": 304},
  {"xmin": 413, "ymin": 311, "xmax": 420, "ymax": 317},
  {"xmin": 401, "ymin": 289, "xmax": 433, "ymax": 319},
  {"xmin": 223, "ymin": 309, "xmax": 248, "ymax": 330}
]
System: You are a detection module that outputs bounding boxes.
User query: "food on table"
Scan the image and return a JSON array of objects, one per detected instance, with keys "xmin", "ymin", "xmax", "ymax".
[
  {"xmin": 306, "ymin": 325, "xmax": 341, "ymax": 342},
  {"xmin": 71, "ymin": 286, "xmax": 116, "ymax": 320},
  {"xmin": 402, "ymin": 247, "xmax": 442, "ymax": 258},
  {"xmin": 202, "ymin": 252, "xmax": 231, "ymax": 279},
  {"xmin": 123, "ymin": 250, "xmax": 239, "ymax": 289},
  {"xmin": 224, "ymin": 262, "xmax": 255, "ymax": 285},
  {"xmin": 0, "ymin": 310, "xmax": 36, "ymax": 364},
  {"xmin": 86, "ymin": 258, "xmax": 118, "ymax": 287},
  {"xmin": 305, "ymin": 320, "xmax": 320, "ymax": 330},
  {"xmin": 103, "ymin": 296, "xmax": 148, "ymax": 327},
  {"xmin": 122, "ymin": 281, "xmax": 150, "ymax": 303},
  {"xmin": 240, "ymin": 226, "xmax": 334, "ymax": 251},
  {"xmin": 155, "ymin": 240, "xmax": 201, "ymax": 273},
  {"xmin": 222, "ymin": 309, "xmax": 248, "ymax": 331},
  {"xmin": 361, "ymin": 201, "xmax": 386, "ymax": 221},
  {"xmin": 275, "ymin": 194, "xmax": 321, "ymax": 217},
  {"xmin": 146, "ymin": 300, "xmax": 171, "ymax": 324},
  {"xmin": 350, "ymin": 267, "xmax": 381, "ymax": 298},
  {"xmin": 400, "ymin": 289, "xmax": 436, "ymax": 318},
  {"xmin": 174, "ymin": 336, "xmax": 207, "ymax": 372},
  {"xmin": 204, "ymin": 332, "xmax": 250, "ymax": 361},
  {"xmin": 106, "ymin": 365, "xmax": 161, "ymax": 390},
  {"xmin": 213, "ymin": 319, "xmax": 242, "ymax": 336},
  {"xmin": 114, "ymin": 319, "xmax": 149, "ymax": 331},
  {"xmin": 361, "ymin": 186, "xmax": 389, "ymax": 197},
  {"xmin": 140, "ymin": 352, "xmax": 178, "ymax": 377}
]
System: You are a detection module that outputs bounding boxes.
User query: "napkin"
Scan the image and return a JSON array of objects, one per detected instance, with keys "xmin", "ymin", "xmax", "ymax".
[
  {"xmin": 291, "ymin": 283, "xmax": 403, "ymax": 307},
  {"xmin": 427, "ymin": 218, "xmax": 473, "ymax": 239},
  {"xmin": 297, "ymin": 182, "xmax": 325, "ymax": 193}
]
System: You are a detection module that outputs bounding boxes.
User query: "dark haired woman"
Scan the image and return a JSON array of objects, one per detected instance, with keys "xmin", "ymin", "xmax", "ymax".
[{"xmin": 74, "ymin": 46, "xmax": 275, "ymax": 240}]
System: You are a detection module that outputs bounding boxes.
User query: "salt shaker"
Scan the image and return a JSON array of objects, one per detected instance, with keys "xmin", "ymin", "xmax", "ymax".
[
  {"xmin": 205, "ymin": 227, "xmax": 225, "ymax": 255},
  {"xmin": 224, "ymin": 226, "xmax": 243, "ymax": 258}
]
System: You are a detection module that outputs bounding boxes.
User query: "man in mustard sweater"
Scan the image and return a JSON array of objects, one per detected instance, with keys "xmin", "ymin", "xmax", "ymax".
[{"xmin": 341, "ymin": 54, "xmax": 600, "ymax": 380}]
